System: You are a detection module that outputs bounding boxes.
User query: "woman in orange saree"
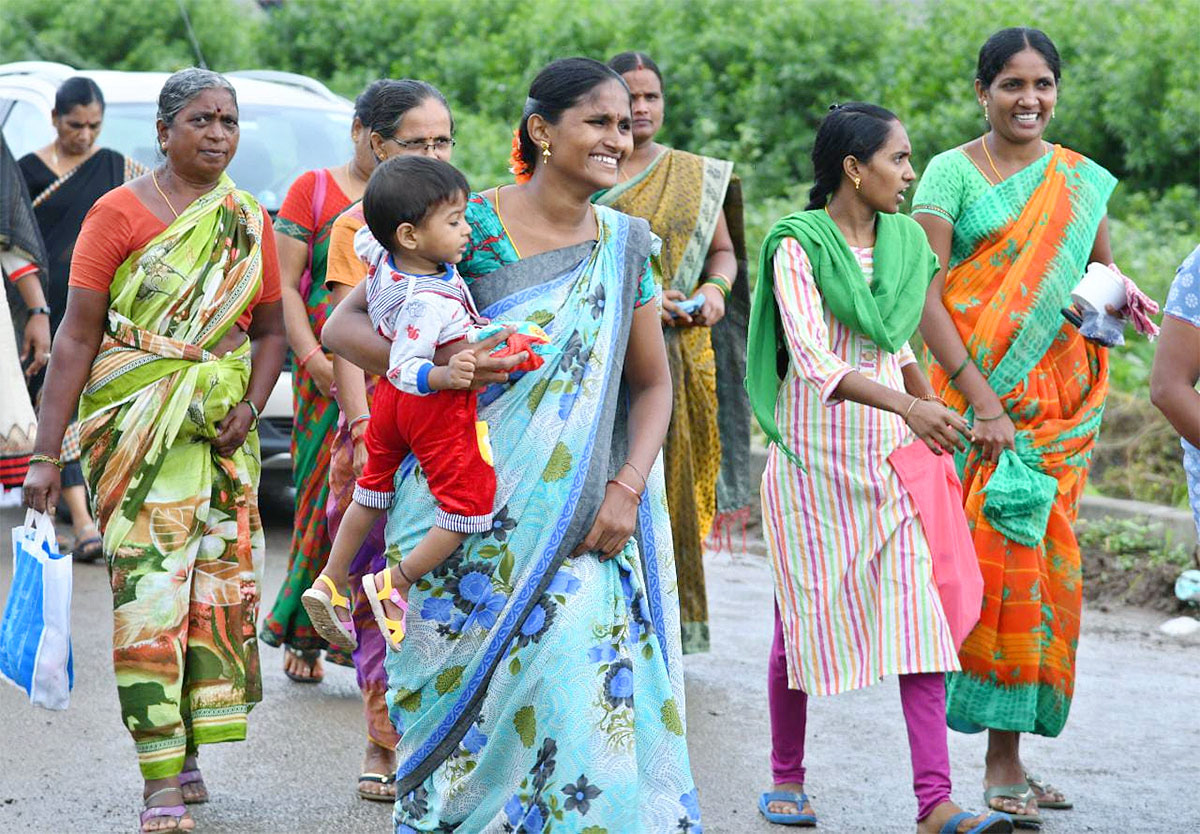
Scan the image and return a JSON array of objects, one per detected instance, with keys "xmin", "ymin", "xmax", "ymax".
[{"xmin": 913, "ymin": 27, "xmax": 1116, "ymax": 825}]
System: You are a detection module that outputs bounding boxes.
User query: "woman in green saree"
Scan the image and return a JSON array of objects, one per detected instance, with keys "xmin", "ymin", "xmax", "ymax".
[
  {"xmin": 594, "ymin": 52, "xmax": 753, "ymax": 654},
  {"xmin": 24, "ymin": 69, "xmax": 287, "ymax": 832}
]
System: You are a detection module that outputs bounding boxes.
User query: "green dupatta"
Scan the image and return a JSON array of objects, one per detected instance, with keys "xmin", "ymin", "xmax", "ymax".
[{"xmin": 746, "ymin": 209, "xmax": 938, "ymax": 464}]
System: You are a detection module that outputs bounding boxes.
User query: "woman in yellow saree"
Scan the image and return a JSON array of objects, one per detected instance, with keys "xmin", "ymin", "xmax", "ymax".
[
  {"xmin": 23, "ymin": 69, "xmax": 286, "ymax": 832},
  {"xmin": 594, "ymin": 52, "xmax": 753, "ymax": 655},
  {"xmin": 914, "ymin": 29, "xmax": 1116, "ymax": 825}
]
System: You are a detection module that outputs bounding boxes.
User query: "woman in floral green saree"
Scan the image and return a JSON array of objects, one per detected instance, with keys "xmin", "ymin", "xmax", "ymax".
[{"xmin": 24, "ymin": 69, "xmax": 286, "ymax": 832}]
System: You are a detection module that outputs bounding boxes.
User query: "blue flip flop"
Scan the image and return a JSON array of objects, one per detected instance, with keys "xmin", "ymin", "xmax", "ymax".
[
  {"xmin": 939, "ymin": 811, "xmax": 1015, "ymax": 834},
  {"xmin": 758, "ymin": 791, "xmax": 817, "ymax": 826}
]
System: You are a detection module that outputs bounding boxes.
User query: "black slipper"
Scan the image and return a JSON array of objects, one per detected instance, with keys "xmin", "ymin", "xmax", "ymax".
[
  {"xmin": 284, "ymin": 646, "xmax": 323, "ymax": 684},
  {"xmin": 358, "ymin": 772, "xmax": 396, "ymax": 802}
]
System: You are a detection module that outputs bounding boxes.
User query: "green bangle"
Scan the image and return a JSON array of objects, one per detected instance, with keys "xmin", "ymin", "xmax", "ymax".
[
  {"xmin": 946, "ymin": 356, "xmax": 971, "ymax": 381},
  {"xmin": 241, "ymin": 398, "xmax": 260, "ymax": 430},
  {"xmin": 974, "ymin": 411, "xmax": 1007, "ymax": 422},
  {"xmin": 703, "ymin": 273, "xmax": 732, "ymax": 298}
]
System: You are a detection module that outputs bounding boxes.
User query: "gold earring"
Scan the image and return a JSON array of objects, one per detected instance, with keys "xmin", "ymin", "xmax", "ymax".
[
  {"xmin": 540, "ymin": 141, "xmax": 551, "ymax": 164},
  {"xmin": 1051, "ymin": 108, "xmax": 1056, "ymax": 120},
  {"xmin": 853, "ymin": 176, "xmax": 861, "ymax": 191},
  {"xmin": 981, "ymin": 101, "xmax": 989, "ymax": 122}
]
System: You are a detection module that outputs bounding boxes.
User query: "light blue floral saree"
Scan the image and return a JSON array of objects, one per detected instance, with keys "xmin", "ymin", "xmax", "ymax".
[{"xmin": 384, "ymin": 206, "xmax": 701, "ymax": 833}]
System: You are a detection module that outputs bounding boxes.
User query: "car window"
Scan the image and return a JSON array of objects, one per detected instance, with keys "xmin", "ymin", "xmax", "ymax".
[
  {"xmin": 99, "ymin": 103, "xmax": 354, "ymax": 212},
  {"xmin": 1, "ymin": 99, "xmax": 55, "ymax": 159}
]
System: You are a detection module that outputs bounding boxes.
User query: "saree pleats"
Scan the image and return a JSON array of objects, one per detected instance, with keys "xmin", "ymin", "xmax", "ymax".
[
  {"xmin": 79, "ymin": 177, "xmax": 266, "ymax": 777},
  {"xmin": 385, "ymin": 208, "xmax": 699, "ymax": 832},
  {"xmin": 596, "ymin": 148, "xmax": 752, "ymax": 654},
  {"xmin": 926, "ymin": 147, "xmax": 1115, "ymax": 736}
]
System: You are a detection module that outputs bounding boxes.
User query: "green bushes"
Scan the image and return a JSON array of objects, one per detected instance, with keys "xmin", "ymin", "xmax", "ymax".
[
  {"xmin": 3, "ymin": 0, "xmax": 1196, "ymax": 398},
  {"xmin": 5, "ymin": 0, "xmax": 1195, "ymax": 198}
]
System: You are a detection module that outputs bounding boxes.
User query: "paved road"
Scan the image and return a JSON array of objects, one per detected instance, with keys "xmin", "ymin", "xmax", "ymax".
[{"xmin": 1, "ymin": 505, "xmax": 1196, "ymax": 833}]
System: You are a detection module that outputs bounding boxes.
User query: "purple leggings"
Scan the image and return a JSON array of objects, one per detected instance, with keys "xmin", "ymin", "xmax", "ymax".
[{"xmin": 769, "ymin": 606, "xmax": 952, "ymax": 822}]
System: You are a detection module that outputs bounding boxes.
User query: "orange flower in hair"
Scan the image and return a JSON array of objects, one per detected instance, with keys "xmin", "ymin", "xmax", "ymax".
[{"xmin": 509, "ymin": 127, "xmax": 533, "ymax": 184}]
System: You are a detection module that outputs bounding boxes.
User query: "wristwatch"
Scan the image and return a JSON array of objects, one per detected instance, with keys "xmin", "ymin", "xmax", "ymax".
[{"xmin": 28, "ymin": 305, "xmax": 51, "ymax": 317}]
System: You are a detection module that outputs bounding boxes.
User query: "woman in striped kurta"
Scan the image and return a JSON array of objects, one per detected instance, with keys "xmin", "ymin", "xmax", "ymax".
[{"xmin": 748, "ymin": 104, "xmax": 1010, "ymax": 834}]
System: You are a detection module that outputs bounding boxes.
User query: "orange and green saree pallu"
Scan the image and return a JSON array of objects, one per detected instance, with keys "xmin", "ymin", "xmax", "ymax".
[
  {"xmin": 79, "ymin": 175, "xmax": 266, "ymax": 778},
  {"xmin": 922, "ymin": 146, "xmax": 1115, "ymax": 736},
  {"xmin": 595, "ymin": 148, "xmax": 753, "ymax": 654}
]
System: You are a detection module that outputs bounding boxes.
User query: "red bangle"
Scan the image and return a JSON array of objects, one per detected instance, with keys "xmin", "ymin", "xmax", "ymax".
[
  {"xmin": 607, "ymin": 478, "xmax": 641, "ymax": 500},
  {"xmin": 297, "ymin": 344, "xmax": 322, "ymax": 367}
]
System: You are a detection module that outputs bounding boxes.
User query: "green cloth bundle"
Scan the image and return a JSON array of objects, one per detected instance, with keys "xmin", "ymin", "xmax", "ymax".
[{"xmin": 981, "ymin": 449, "xmax": 1059, "ymax": 546}]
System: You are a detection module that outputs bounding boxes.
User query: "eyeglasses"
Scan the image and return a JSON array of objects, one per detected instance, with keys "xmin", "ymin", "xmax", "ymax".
[{"xmin": 385, "ymin": 136, "xmax": 456, "ymax": 153}]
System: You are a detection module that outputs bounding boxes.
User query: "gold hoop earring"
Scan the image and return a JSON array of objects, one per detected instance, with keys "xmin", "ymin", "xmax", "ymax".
[
  {"xmin": 540, "ymin": 141, "xmax": 551, "ymax": 164},
  {"xmin": 853, "ymin": 176, "xmax": 861, "ymax": 191}
]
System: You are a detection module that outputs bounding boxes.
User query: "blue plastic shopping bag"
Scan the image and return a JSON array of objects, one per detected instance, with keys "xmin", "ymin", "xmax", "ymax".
[{"xmin": 0, "ymin": 509, "xmax": 74, "ymax": 709}]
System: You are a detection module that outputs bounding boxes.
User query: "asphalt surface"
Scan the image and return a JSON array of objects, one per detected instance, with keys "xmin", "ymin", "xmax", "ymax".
[{"xmin": 1, "ymin": 504, "xmax": 1196, "ymax": 833}]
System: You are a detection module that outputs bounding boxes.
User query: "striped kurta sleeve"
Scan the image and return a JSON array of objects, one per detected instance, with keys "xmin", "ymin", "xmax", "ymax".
[{"xmin": 772, "ymin": 237, "xmax": 855, "ymax": 404}]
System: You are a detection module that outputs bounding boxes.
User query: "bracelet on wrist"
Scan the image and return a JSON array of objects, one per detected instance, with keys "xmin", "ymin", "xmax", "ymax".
[
  {"xmin": 297, "ymin": 344, "xmax": 323, "ymax": 367},
  {"xmin": 946, "ymin": 356, "xmax": 971, "ymax": 382},
  {"xmin": 902, "ymin": 397, "xmax": 921, "ymax": 422},
  {"xmin": 29, "ymin": 453, "xmax": 63, "ymax": 470},
  {"xmin": 607, "ymin": 478, "xmax": 641, "ymax": 500},
  {"xmin": 348, "ymin": 413, "xmax": 370, "ymax": 431},
  {"xmin": 27, "ymin": 305, "xmax": 51, "ymax": 317},
  {"xmin": 620, "ymin": 460, "xmax": 647, "ymax": 490},
  {"xmin": 703, "ymin": 273, "xmax": 732, "ymax": 299},
  {"xmin": 920, "ymin": 394, "xmax": 947, "ymax": 406},
  {"xmin": 241, "ymin": 398, "xmax": 260, "ymax": 430},
  {"xmin": 974, "ymin": 411, "xmax": 1007, "ymax": 422}
]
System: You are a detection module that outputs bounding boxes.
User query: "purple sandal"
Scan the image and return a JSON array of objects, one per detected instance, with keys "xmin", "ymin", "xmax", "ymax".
[
  {"xmin": 178, "ymin": 769, "xmax": 208, "ymax": 804},
  {"xmin": 139, "ymin": 787, "xmax": 190, "ymax": 831}
]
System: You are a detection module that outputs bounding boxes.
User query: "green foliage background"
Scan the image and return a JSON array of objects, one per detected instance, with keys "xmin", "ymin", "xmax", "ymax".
[{"xmin": 3, "ymin": 0, "xmax": 1198, "ymax": 407}]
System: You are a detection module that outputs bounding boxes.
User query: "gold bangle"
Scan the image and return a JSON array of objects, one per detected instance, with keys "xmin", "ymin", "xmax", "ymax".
[
  {"xmin": 607, "ymin": 478, "xmax": 641, "ymax": 500},
  {"xmin": 920, "ymin": 394, "xmax": 947, "ymax": 406},
  {"xmin": 30, "ymin": 453, "xmax": 64, "ymax": 470},
  {"xmin": 902, "ymin": 397, "xmax": 921, "ymax": 422},
  {"xmin": 620, "ymin": 460, "xmax": 647, "ymax": 490}
]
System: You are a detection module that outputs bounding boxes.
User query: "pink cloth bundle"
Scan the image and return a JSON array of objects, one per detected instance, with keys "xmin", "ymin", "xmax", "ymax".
[
  {"xmin": 888, "ymin": 441, "xmax": 983, "ymax": 650},
  {"xmin": 1111, "ymin": 263, "xmax": 1161, "ymax": 339}
]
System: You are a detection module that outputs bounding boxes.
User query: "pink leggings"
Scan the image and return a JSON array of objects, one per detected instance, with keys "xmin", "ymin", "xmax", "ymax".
[{"xmin": 769, "ymin": 606, "xmax": 952, "ymax": 822}]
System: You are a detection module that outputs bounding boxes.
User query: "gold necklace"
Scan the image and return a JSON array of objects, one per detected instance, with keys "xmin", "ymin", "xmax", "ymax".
[
  {"xmin": 981, "ymin": 135, "xmax": 1004, "ymax": 183},
  {"xmin": 152, "ymin": 170, "xmax": 180, "ymax": 219}
]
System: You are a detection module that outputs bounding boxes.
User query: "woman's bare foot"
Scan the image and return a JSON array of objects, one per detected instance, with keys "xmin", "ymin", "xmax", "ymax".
[
  {"xmin": 358, "ymin": 740, "xmax": 397, "ymax": 801},
  {"xmin": 179, "ymin": 754, "xmax": 208, "ymax": 804},
  {"xmin": 140, "ymin": 781, "xmax": 195, "ymax": 832},
  {"xmin": 763, "ymin": 781, "xmax": 814, "ymax": 817},
  {"xmin": 918, "ymin": 801, "xmax": 1008, "ymax": 833}
]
